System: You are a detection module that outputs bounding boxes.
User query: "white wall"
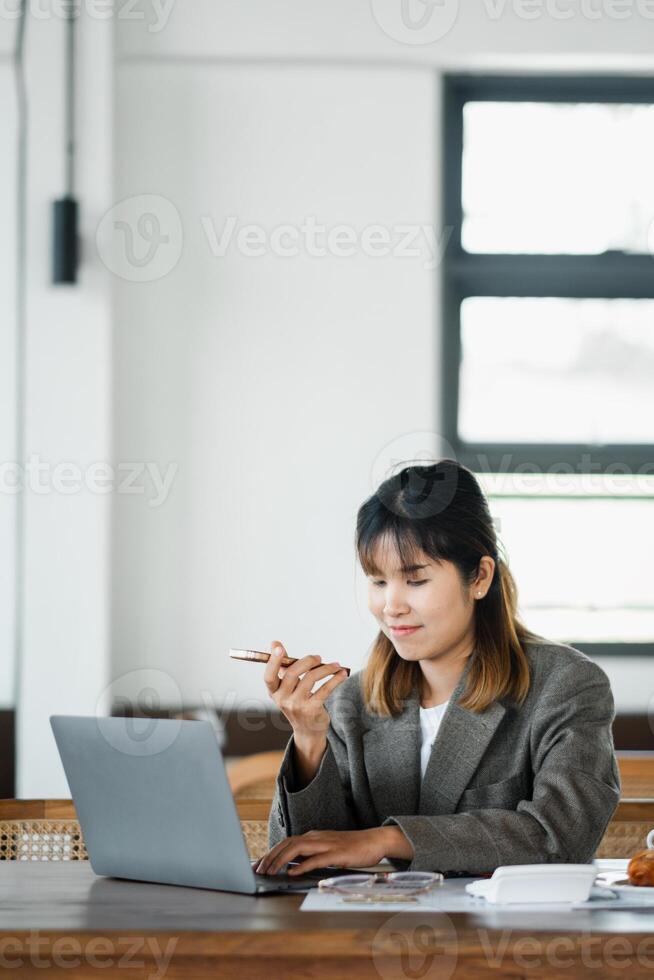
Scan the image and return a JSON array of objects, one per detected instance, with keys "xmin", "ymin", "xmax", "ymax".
[
  {"xmin": 13, "ymin": 8, "xmax": 113, "ymax": 796},
  {"xmin": 111, "ymin": 62, "xmax": 438, "ymax": 709},
  {"xmin": 0, "ymin": 59, "xmax": 17, "ymax": 711}
]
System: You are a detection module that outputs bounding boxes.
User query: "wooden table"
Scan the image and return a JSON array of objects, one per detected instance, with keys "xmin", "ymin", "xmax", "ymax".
[{"xmin": 4, "ymin": 863, "xmax": 654, "ymax": 978}]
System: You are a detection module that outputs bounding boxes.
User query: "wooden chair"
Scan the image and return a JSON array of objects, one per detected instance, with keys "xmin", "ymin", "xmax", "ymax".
[
  {"xmin": 0, "ymin": 800, "xmax": 89, "ymax": 861},
  {"xmin": 4, "ymin": 798, "xmax": 654, "ymax": 863},
  {"xmin": 616, "ymin": 753, "xmax": 654, "ymax": 799},
  {"xmin": 595, "ymin": 800, "xmax": 654, "ymax": 858},
  {"xmin": 0, "ymin": 798, "xmax": 273, "ymax": 862},
  {"xmin": 590, "ymin": 754, "xmax": 654, "ymax": 856},
  {"xmin": 226, "ymin": 750, "xmax": 284, "ymax": 799},
  {"xmin": 591, "ymin": 755, "xmax": 654, "ymax": 857}
]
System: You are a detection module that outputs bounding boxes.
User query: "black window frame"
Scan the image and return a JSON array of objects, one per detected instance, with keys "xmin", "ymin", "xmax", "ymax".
[{"xmin": 442, "ymin": 74, "xmax": 654, "ymax": 659}]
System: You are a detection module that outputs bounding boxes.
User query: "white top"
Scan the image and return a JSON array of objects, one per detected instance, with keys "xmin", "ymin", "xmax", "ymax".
[{"xmin": 419, "ymin": 700, "xmax": 450, "ymax": 780}]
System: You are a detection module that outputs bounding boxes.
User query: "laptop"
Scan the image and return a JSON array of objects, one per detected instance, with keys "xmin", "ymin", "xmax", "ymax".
[{"xmin": 50, "ymin": 714, "xmax": 359, "ymax": 894}]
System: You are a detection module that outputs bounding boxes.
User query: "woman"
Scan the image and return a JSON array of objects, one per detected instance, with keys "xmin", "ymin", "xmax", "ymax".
[{"xmin": 255, "ymin": 459, "xmax": 620, "ymax": 877}]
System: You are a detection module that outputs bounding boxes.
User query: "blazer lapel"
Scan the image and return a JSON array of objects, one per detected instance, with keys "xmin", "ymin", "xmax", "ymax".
[
  {"xmin": 419, "ymin": 660, "xmax": 506, "ymax": 815},
  {"xmin": 362, "ymin": 690, "xmax": 421, "ymax": 823},
  {"xmin": 362, "ymin": 655, "xmax": 507, "ymax": 821}
]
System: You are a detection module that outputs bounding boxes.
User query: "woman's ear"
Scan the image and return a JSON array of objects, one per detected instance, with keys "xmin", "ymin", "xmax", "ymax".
[{"xmin": 473, "ymin": 555, "xmax": 496, "ymax": 599}]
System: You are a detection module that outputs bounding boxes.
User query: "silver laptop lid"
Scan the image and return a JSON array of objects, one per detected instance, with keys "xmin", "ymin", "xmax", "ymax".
[{"xmin": 50, "ymin": 715, "xmax": 258, "ymax": 894}]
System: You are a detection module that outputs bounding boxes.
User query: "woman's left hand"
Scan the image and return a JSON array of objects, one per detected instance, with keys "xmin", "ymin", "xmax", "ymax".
[{"xmin": 255, "ymin": 828, "xmax": 389, "ymax": 876}]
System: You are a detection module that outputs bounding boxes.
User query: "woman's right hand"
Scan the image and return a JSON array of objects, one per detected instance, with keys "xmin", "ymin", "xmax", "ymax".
[{"xmin": 263, "ymin": 640, "xmax": 348, "ymax": 744}]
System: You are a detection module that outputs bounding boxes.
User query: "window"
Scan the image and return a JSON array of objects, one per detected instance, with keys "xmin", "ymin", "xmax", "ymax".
[{"xmin": 442, "ymin": 76, "xmax": 654, "ymax": 657}]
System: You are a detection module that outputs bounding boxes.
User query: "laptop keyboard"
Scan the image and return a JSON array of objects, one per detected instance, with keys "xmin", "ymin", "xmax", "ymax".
[
  {"xmin": 254, "ymin": 867, "xmax": 333, "ymax": 883},
  {"xmin": 252, "ymin": 862, "xmax": 361, "ymax": 882}
]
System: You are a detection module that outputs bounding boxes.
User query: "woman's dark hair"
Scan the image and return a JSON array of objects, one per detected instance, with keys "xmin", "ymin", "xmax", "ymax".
[{"xmin": 356, "ymin": 458, "xmax": 540, "ymax": 716}]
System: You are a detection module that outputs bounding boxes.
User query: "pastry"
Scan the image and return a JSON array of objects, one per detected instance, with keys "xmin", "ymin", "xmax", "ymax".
[{"xmin": 627, "ymin": 848, "xmax": 654, "ymax": 886}]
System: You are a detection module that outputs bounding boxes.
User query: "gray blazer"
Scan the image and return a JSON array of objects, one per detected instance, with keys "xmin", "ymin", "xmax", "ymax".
[{"xmin": 267, "ymin": 638, "xmax": 621, "ymax": 873}]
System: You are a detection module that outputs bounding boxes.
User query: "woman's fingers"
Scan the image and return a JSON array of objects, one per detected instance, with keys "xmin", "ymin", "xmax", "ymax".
[
  {"xmin": 309, "ymin": 668, "xmax": 348, "ymax": 703},
  {"xmin": 257, "ymin": 836, "xmax": 331, "ymax": 876},
  {"xmin": 262, "ymin": 644, "xmax": 348, "ymax": 743},
  {"xmin": 293, "ymin": 661, "xmax": 345, "ymax": 695},
  {"xmin": 275, "ymin": 654, "xmax": 323, "ymax": 698},
  {"xmin": 253, "ymin": 843, "xmax": 285, "ymax": 875},
  {"xmin": 255, "ymin": 833, "xmax": 323, "ymax": 875},
  {"xmin": 254, "ymin": 839, "xmax": 294, "ymax": 875},
  {"xmin": 278, "ymin": 653, "xmax": 322, "ymax": 684},
  {"xmin": 264, "ymin": 644, "xmax": 345, "ymax": 697},
  {"xmin": 263, "ymin": 640, "xmax": 287, "ymax": 692},
  {"xmin": 287, "ymin": 851, "xmax": 343, "ymax": 876}
]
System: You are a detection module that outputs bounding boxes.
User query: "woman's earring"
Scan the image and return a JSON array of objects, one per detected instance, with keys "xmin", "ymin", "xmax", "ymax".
[{"xmin": 477, "ymin": 592, "xmax": 482, "ymax": 598}]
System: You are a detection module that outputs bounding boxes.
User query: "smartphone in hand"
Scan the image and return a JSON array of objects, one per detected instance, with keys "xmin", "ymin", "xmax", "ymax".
[{"xmin": 230, "ymin": 648, "xmax": 351, "ymax": 676}]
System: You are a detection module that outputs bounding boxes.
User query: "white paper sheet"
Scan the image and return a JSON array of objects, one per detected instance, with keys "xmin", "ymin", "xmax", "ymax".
[{"xmin": 300, "ymin": 860, "xmax": 654, "ymax": 913}]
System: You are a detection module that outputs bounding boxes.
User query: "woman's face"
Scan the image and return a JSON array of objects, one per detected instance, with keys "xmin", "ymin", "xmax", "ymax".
[{"xmin": 366, "ymin": 536, "xmax": 479, "ymax": 663}]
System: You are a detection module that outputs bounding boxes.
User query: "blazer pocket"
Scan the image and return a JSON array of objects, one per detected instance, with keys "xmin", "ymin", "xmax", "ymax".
[{"xmin": 458, "ymin": 773, "xmax": 527, "ymax": 811}]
